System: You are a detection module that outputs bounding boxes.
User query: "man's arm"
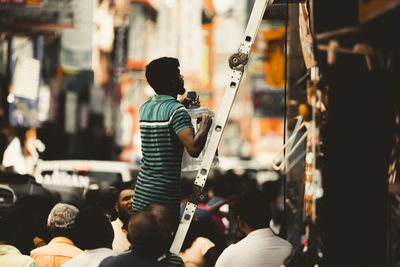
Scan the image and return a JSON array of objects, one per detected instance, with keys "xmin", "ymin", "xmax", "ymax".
[{"xmin": 177, "ymin": 114, "xmax": 212, "ymax": 158}]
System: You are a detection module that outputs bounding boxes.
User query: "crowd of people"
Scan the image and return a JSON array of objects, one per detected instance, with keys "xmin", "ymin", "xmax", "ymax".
[
  {"xmin": 0, "ymin": 169, "xmax": 293, "ymax": 267},
  {"xmin": 0, "ymin": 56, "xmax": 293, "ymax": 267}
]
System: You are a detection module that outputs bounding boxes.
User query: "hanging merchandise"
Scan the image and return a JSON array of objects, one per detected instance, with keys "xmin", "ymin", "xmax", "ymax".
[
  {"xmin": 157, "ymin": 0, "xmax": 178, "ymax": 58},
  {"xmin": 299, "ymin": 2, "xmax": 317, "ymax": 69},
  {"xmin": 112, "ymin": 25, "xmax": 128, "ymax": 76},
  {"xmin": 126, "ymin": 2, "xmax": 146, "ymax": 70},
  {"xmin": 262, "ymin": 26, "xmax": 285, "ymax": 88},
  {"xmin": 284, "ymin": 66, "xmax": 326, "ymax": 267},
  {"xmin": 179, "ymin": 0, "xmax": 202, "ymax": 88},
  {"xmin": 181, "ymin": 91, "xmax": 219, "ymax": 172},
  {"xmin": 60, "ymin": 0, "xmax": 95, "ymax": 72},
  {"xmin": 64, "ymin": 91, "xmax": 78, "ymax": 134},
  {"xmin": 93, "ymin": 0, "xmax": 114, "ymax": 85},
  {"xmin": 8, "ymin": 37, "xmax": 42, "ymax": 128},
  {"xmin": 2, "ymin": 136, "xmax": 27, "ymax": 175},
  {"xmin": 37, "ymin": 83, "xmax": 51, "ymax": 123}
]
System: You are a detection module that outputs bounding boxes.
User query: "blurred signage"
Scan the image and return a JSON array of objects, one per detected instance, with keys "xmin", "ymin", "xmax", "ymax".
[
  {"xmin": 157, "ymin": 0, "xmax": 178, "ymax": 58},
  {"xmin": 179, "ymin": 0, "xmax": 202, "ymax": 75},
  {"xmin": 38, "ymin": 83, "xmax": 50, "ymax": 122},
  {"xmin": 127, "ymin": 2, "xmax": 146, "ymax": 70},
  {"xmin": 36, "ymin": 171, "xmax": 90, "ymax": 188},
  {"xmin": 0, "ymin": 0, "xmax": 74, "ymax": 32},
  {"xmin": 262, "ymin": 27, "xmax": 285, "ymax": 88},
  {"xmin": 9, "ymin": 37, "xmax": 42, "ymax": 128},
  {"xmin": 60, "ymin": 0, "xmax": 95, "ymax": 71},
  {"xmin": 65, "ymin": 91, "xmax": 77, "ymax": 134},
  {"xmin": 113, "ymin": 25, "xmax": 128, "ymax": 75},
  {"xmin": 93, "ymin": 0, "xmax": 114, "ymax": 85},
  {"xmin": 12, "ymin": 56, "xmax": 40, "ymax": 100},
  {"xmin": 250, "ymin": 117, "xmax": 284, "ymax": 165},
  {"xmin": 253, "ymin": 88, "xmax": 284, "ymax": 118}
]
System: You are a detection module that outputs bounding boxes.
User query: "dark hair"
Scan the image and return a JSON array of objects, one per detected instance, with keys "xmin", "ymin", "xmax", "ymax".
[
  {"xmin": 0, "ymin": 204, "xmax": 35, "ymax": 254},
  {"xmin": 113, "ymin": 180, "xmax": 135, "ymax": 198},
  {"xmin": 85, "ymin": 186, "xmax": 120, "ymax": 221},
  {"xmin": 142, "ymin": 203, "xmax": 176, "ymax": 245},
  {"xmin": 127, "ymin": 210, "xmax": 168, "ymax": 259},
  {"xmin": 113, "ymin": 181, "xmax": 135, "ymax": 201},
  {"xmin": 16, "ymin": 195, "xmax": 55, "ymax": 244},
  {"xmin": 74, "ymin": 206, "xmax": 114, "ymax": 250},
  {"xmin": 145, "ymin": 57, "xmax": 180, "ymax": 94},
  {"xmin": 231, "ymin": 189, "xmax": 271, "ymax": 230}
]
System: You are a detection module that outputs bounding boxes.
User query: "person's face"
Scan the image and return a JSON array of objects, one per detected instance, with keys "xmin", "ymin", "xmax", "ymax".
[{"xmin": 116, "ymin": 189, "xmax": 134, "ymax": 218}]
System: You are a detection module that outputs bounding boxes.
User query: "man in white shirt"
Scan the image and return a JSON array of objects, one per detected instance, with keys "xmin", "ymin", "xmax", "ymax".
[
  {"xmin": 110, "ymin": 182, "xmax": 135, "ymax": 254},
  {"xmin": 215, "ymin": 189, "xmax": 292, "ymax": 267}
]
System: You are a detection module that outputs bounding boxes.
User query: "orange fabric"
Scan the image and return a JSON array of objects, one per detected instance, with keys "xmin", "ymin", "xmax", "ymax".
[{"xmin": 30, "ymin": 237, "xmax": 82, "ymax": 267}]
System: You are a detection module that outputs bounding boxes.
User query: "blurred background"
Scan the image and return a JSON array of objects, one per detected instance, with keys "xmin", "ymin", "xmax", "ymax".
[
  {"xmin": 0, "ymin": 0, "xmax": 306, "ymax": 251},
  {"xmin": 2, "ymin": 1, "xmax": 400, "ymax": 265},
  {"xmin": 0, "ymin": 0, "xmax": 291, "ymax": 168}
]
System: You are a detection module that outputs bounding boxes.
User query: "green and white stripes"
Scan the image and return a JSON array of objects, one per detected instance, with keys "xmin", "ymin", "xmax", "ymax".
[{"xmin": 132, "ymin": 95, "xmax": 193, "ymax": 218}]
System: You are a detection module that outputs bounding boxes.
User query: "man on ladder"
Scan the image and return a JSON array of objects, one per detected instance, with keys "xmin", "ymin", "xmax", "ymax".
[
  {"xmin": 170, "ymin": 0, "xmax": 273, "ymax": 255},
  {"xmin": 132, "ymin": 57, "xmax": 212, "ymax": 229}
]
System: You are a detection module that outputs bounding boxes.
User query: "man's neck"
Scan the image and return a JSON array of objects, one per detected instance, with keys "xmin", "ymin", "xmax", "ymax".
[{"xmin": 164, "ymin": 92, "xmax": 177, "ymax": 98}]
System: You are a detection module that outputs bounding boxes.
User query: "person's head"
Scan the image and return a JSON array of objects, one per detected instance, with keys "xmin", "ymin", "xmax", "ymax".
[
  {"xmin": 127, "ymin": 210, "xmax": 168, "ymax": 260},
  {"xmin": 143, "ymin": 203, "xmax": 176, "ymax": 245},
  {"xmin": 0, "ymin": 203, "xmax": 35, "ymax": 254},
  {"xmin": 74, "ymin": 206, "xmax": 114, "ymax": 250},
  {"xmin": 16, "ymin": 195, "xmax": 55, "ymax": 243},
  {"xmin": 85, "ymin": 185, "xmax": 119, "ymax": 221},
  {"xmin": 114, "ymin": 182, "xmax": 135, "ymax": 224},
  {"xmin": 145, "ymin": 57, "xmax": 185, "ymax": 96},
  {"xmin": 47, "ymin": 203, "xmax": 79, "ymax": 239},
  {"xmin": 231, "ymin": 189, "xmax": 271, "ymax": 234}
]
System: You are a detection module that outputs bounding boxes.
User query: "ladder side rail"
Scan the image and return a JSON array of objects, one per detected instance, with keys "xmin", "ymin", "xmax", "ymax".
[{"xmin": 170, "ymin": 0, "xmax": 271, "ymax": 255}]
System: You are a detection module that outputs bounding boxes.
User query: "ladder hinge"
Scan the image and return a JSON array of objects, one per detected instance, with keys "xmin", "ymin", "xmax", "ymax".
[
  {"xmin": 189, "ymin": 185, "xmax": 207, "ymax": 205},
  {"xmin": 229, "ymin": 52, "xmax": 249, "ymax": 72}
]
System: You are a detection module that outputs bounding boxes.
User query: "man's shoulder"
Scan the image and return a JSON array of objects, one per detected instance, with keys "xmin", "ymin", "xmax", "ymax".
[
  {"xmin": 160, "ymin": 98, "xmax": 185, "ymax": 111},
  {"xmin": 160, "ymin": 252, "xmax": 185, "ymax": 267},
  {"xmin": 140, "ymin": 97, "xmax": 185, "ymax": 117},
  {"xmin": 99, "ymin": 253, "xmax": 130, "ymax": 266},
  {"xmin": 99, "ymin": 253, "xmax": 168, "ymax": 267},
  {"xmin": 30, "ymin": 238, "xmax": 82, "ymax": 257},
  {"xmin": 215, "ymin": 243, "xmax": 237, "ymax": 267}
]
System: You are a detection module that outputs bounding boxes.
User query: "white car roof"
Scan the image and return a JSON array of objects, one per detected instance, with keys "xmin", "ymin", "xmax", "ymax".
[{"xmin": 34, "ymin": 160, "xmax": 136, "ymax": 182}]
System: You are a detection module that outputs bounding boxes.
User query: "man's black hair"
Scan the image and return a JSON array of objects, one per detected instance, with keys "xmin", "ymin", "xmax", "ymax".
[
  {"xmin": 145, "ymin": 57, "xmax": 180, "ymax": 95},
  {"xmin": 231, "ymin": 189, "xmax": 271, "ymax": 230},
  {"xmin": 143, "ymin": 203, "xmax": 176, "ymax": 246},
  {"xmin": 0, "ymin": 204, "xmax": 35, "ymax": 254},
  {"xmin": 74, "ymin": 206, "xmax": 114, "ymax": 250},
  {"xmin": 127, "ymin": 210, "xmax": 168, "ymax": 260},
  {"xmin": 113, "ymin": 181, "xmax": 135, "ymax": 201}
]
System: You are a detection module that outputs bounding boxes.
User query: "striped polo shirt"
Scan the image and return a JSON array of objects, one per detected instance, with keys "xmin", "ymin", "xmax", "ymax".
[{"xmin": 132, "ymin": 95, "xmax": 193, "ymax": 219}]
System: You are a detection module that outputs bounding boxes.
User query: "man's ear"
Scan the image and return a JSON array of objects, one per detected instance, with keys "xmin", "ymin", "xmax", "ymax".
[{"xmin": 115, "ymin": 202, "xmax": 119, "ymax": 213}]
